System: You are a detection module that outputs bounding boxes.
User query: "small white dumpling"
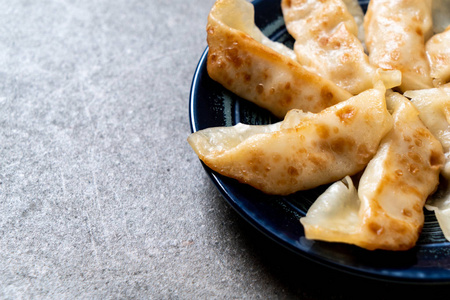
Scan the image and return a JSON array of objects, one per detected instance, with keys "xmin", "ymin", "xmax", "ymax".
[
  {"xmin": 426, "ymin": 26, "xmax": 450, "ymax": 87},
  {"xmin": 206, "ymin": 0, "xmax": 352, "ymax": 119},
  {"xmin": 301, "ymin": 92, "xmax": 444, "ymax": 251},
  {"xmin": 188, "ymin": 82, "xmax": 393, "ymax": 195},
  {"xmin": 404, "ymin": 86, "xmax": 450, "ymax": 241},
  {"xmin": 364, "ymin": 0, "xmax": 434, "ymax": 92}
]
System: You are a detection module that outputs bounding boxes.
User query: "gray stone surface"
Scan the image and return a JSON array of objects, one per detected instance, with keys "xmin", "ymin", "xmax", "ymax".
[{"xmin": 0, "ymin": 0, "xmax": 448, "ymax": 299}]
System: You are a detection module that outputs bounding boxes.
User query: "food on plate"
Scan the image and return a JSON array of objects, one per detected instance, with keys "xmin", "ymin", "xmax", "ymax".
[
  {"xmin": 281, "ymin": 0, "xmax": 377, "ymax": 95},
  {"xmin": 364, "ymin": 0, "xmax": 434, "ymax": 92},
  {"xmin": 188, "ymin": 82, "xmax": 393, "ymax": 195},
  {"xmin": 405, "ymin": 86, "xmax": 450, "ymax": 180},
  {"xmin": 426, "ymin": 26, "xmax": 450, "ymax": 86},
  {"xmin": 206, "ymin": 0, "xmax": 354, "ymax": 118},
  {"xmin": 404, "ymin": 85, "xmax": 450, "ymax": 241},
  {"xmin": 301, "ymin": 92, "xmax": 444, "ymax": 250},
  {"xmin": 190, "ymin": 0, "xmax": 450, "ymax": 250},
  {"xmin": 342, "ymin": 0, "xmax": 366, "ymax": 43}
]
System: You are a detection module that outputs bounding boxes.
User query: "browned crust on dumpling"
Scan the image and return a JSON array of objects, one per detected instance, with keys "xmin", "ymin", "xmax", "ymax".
[
  {"xmin": 281, "ymin": 0, "xmax": 377, "ymax": 95},
  {"xmin": 189, "ymin": 84, "xmax": 393, "ymax": 195},
  {"xmin": 206, "ymin": 0, "xmax": 352, "ymax": 119},
  {"xmin": 364, "ymin": 0, "xmax": 433, "ymax": 92}
]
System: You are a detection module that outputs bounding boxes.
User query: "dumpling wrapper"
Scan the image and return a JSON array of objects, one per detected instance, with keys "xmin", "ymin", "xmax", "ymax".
[
  {"xmin": 364, "ymin": 0, "xmax": 434, "ymax": 92},
  {"xmin": 404, "ymin": 85, "xmax": 450, "ymax": 241},
  {"xmin": 426, "ymin": 26, "xmax": 450, "ymax": 87},
  {"xmin": 281, "ymin": 0, "xmax": 379, "ymax": 95},
  {"xmin": 206, "ymin": 0, "xmax": 353, "ymax": 119},
  {"xmin": 342, "ymin": 0, "xmax": 366, "ymax": 44},
  {"xmin": 424, "ymin": 192, "xmax": 450, "ymax": 242},
  {"xmin": 301, "ymin": 92, "xmax": 444, "ymax": 251},
  {"xmin": 188, "ymin": 82, "xmax": 393, "ymax": 195},
  {"xmin": 404, "ymin": 86, "xmax": 450, "ymax": 180}
]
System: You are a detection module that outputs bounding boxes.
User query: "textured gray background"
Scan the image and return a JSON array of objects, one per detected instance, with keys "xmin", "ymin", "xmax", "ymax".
[{"xmin": 0, "ymin": 0, "xmax": 448, "ymax": 299}]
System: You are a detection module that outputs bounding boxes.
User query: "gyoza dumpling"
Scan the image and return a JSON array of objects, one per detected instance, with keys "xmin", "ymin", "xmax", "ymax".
[
  {"xmin": 301, "ymin": 92, "xmax": 444, "ymax": 251},
  {"xmin": 364, "ymin": 0, "xmax": 434, "ymax": 92},
  {"xmin": 188, "ymin": 82, "xmax": 393, "ymax": 195},
  {"xmin": 426, "ymin": 26, "xmax": 450, "ymax": 87},
  {"xmin": 206, "ymin": 0, "xmax": 353, "ymax": 119},
  {"xmin": 404, "ymin": 86, "xmax": 450, "ymax": 178},
  {"xmin": 404, "ymin": 86, "xmax": 450, "ymax": 241},
  {"xmin": 281, "ymin": 0, "xmax": 378, "ymax": 95},
  {"xmin": 342, "ymin": 0, "xmax": 366, "ymax": 43}
]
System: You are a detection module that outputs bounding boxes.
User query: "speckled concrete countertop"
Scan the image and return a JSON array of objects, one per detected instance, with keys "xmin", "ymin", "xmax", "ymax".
[{"xmin": 0, "ymin": 0, "xmax": 448, "ymax": 299}]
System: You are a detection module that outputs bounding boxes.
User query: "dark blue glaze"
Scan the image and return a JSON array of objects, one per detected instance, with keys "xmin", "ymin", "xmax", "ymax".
[{"xmin": 189, "ymin": 0, "xmax": 450, "ymax": 283}]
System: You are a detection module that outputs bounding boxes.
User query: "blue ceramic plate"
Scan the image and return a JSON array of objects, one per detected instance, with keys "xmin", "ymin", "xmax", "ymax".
[{"xmin": 189, "ymin": 0, "xmax": 450, "ymax": 283}]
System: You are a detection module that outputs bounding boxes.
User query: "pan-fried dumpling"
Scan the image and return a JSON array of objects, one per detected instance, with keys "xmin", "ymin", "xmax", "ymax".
[
  {"xmin": 404, "ymin": 86, "xmax": 450, "ymax": 241},
  {"xmin": 301, "ymin": 92, "xmax": 444, "ymax": 251},
  {"xmin": 188, "ymin": 82, "xmax": 393, "ymax": 195},
  {"xmin": 342, "ymin": 0, "xmax": 366, "ymax": 43},
  {"xmin": 206, "ymin": 0, "xmax": 353, "ymax": 119},
  {"xmin": 281, "ymin": 0, "xmax": 378, "ymax": 95},
  {"xmin": 364, "ymin": 0, "xmax": 434, "ymax": 92},
  {"xmin": 404, "ymin": 86, "xmax": 450, "ymax": 178},
  {"xmin": 426, "ymin": 26, "xmax": 450, "ymax": 87}
]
